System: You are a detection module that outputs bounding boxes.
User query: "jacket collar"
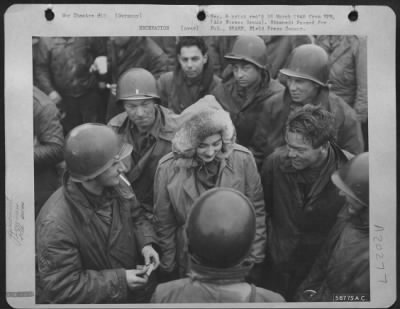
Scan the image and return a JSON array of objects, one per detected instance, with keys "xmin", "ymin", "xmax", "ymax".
[
  {"xmin": 278, "ymin": 142, "xmax": 350, "ymax": 207},
  {"xmin": 179, "ymin": 155, "xmax": 235, "ymax": 202},
  {"xmin": 62, "ymin": 172, "xmax": 123, "ymax": 225},
  {"xmin": 188, "ymin": 258, "xmax": 252, "ymax": 283}
]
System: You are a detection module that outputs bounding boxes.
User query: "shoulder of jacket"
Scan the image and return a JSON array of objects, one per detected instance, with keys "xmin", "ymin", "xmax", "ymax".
[
  {"xmin": 268, "ymin": 79, "xmax": 285, "ymax": 95},
  {"xmin": 232, "ymin": 144, "xmax": 252, "ymax": 155},
  {"xmin": 256, "ymin": 287, "xmax": 286, "ymax": 302},
  {"xmin": 213, "ymin": 74, "xmax": 222, "ymax": 84},
  {"xmin": 33, "ymin": 87, "xmax": 53, "ymax": 109},
  {"xmin": 158, "ymin": 152, "xmax": 175, "ymax": 166},
  {"xmin": 152, "ymin": 279, "xmax": 190, "ymax": 302},
  {"xmin": 328, "ymin": 93, "xmax": 357, "ymax": 117},
  {"xmin": 158, "ymin": 106, "xmax": 179, "ymax": 139},
  {"xmin": 159, "ymin": 71, "xmax": 174, "ymax": 83},
  {"xmin": 37, "ymin": 189, "xmax": 73, "ymax": 230},
  {"xmin": 107, "ymin": 112, "xmax": 128, "ymax": 128}
]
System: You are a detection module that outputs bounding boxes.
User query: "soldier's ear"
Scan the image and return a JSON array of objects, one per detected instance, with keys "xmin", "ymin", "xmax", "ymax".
[{"xmin": 203, "ymin": 52, "xmax": 208, "ymax": 64}]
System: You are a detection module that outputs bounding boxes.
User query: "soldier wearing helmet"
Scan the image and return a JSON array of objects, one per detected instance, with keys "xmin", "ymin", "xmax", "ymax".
[
  {"xmin": 151, "ymin": 188, "xmax": 284, "ymax": 303},
  {"xmin": 36, "ymin": 123, "xmax": 160, "ymax": 303},
  {"xmin": 252, "ymin": 44, "xmax": 364, "ymax": 163},
  {"xmin": 157, "ymin": 36, "xmax": 221, "ymax": 114},
  {"xmin": 107, "ymin": 68, "xmax": 178, "ymax": 220},
  {"xmin": 296, "ymin": 152, "xmax": 369, "ymax": 301},
  {"xmin": 94, "ymin": 36, "xmax": 169, "ymax": 121},
  {"xmin": 261, "ymin": 105, "xmax": 354, "ymax": 300},
  {"xmin": 212, "ymin": 35, "xmax": 285, "ymax": 168}
]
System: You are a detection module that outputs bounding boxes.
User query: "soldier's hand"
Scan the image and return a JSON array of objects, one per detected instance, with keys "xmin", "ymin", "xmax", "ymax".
[
  {"xmin": 125, "ymin": 269, "xmax": 148, "ymax": 290},
  {"xmin": 141, "ymin": 245, "xmax": 160, "ymax": 270},
  {"xmin": 109, "ymin": 83, "xmax": 117, "ymax": 96},
  {"xmin": 48, "ymin": 90, "xmax": 62, "ymax": 105}
]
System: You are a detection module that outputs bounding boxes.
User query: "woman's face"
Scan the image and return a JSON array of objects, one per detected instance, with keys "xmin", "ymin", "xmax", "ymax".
[{"xmin": 196, "ymin": 134, "xmax": 223, "ymax": 163}]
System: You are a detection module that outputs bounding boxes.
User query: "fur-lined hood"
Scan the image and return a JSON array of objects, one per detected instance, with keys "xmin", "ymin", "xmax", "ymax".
[{"xmin": 172, "ymin": 96, "xmax": 236, "ymax": 159}]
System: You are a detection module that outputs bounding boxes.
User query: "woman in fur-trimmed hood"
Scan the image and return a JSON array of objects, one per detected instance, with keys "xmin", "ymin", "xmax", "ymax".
[{"xmin": 153, "ymin": 95, "xmax": 267, "ymax": 284}]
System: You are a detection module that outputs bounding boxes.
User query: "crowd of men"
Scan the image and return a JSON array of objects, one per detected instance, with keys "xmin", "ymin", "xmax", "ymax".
[{"xmin": 33, "ymin": 35, "xmax": 369, "ymax": 304}]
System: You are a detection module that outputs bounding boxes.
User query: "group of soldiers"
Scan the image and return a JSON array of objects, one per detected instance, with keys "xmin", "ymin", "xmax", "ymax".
[{"xmin": 33, "ymin": 35, "xmax": 369, "ymax": 303}]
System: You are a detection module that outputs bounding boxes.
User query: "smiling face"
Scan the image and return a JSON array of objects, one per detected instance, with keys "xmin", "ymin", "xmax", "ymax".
[
  {"xmin": 232, "ymin": 61, "xmax": 261, "ymax": 88},
  {"xmin": 196, "ymin": 134, "xmax": 223, "ymax": 163},
  {"xmin": 286, "ymin": 76, "xmax": 320, "ymax": 104},
  {"xmin": 285, "ymin": 131, "xmax": 326, "ymax": 170},
  {"xmin": 178, "ymin": 45, "xmax": 208, "ymax": 79},
  {"xmin": 123, "ymin": 99, "xmax": 156, "ymax": 132}
]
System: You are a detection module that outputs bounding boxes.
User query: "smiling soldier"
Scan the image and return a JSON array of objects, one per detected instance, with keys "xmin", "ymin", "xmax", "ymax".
[
  {"xmin": 252, "ymin": 44, "xmax": 364, "ymax": 165},
  {"xmin": 260, "ymin": 105, "xmax": 353, "ymax": 300}
]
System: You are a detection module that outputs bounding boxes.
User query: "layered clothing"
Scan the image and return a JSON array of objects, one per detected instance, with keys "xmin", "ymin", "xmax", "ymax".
[
  {"xmin": 108, "ymin": 105, "xmax": 176, "ymax": 218},
  {"xmin": 253, "ymin": 88, "xmax": 364, "ymax": 166},
  {"xmin": 151, "ymin": 260, "xmax": 284, "ymax": 303},
  {"xmin": 261, "ymin": 143, "xmax": 352, "ymax": 297},
  {"xmin": 212, "ymin": 75, "xmax": 285, "ymax": 166},
  {"xmin": 34, "ymin": 87, "xmax": 64, "ymax": 215},
  {"xmin": 36, "ymin": 173, "xmax": 155, "ymax": 303},
  {"xmin": 295, "ymin": 207, "xmax": 369, "ymax": 301},
  {"xmin": 316, "ymin": 35, "xmax": 368, "ymax": 122},
  {"xmin": 153, "ymin": 145, "xmax": 266, "ymax": 277}
]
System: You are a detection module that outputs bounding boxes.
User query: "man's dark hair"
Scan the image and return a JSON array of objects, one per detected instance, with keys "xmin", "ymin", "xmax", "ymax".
[
  {"xmin": 176, "ymin": 36, "xmax": 208, "ymax": 55},
  {"xmin": 286, "ymin": 104, "xmax": 337, "ymax": 148}
]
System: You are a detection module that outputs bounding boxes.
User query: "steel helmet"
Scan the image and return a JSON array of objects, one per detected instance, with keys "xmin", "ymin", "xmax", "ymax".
[
  {"xmin": 64, "ymin": 123, "xmax": 132, "ymax": 182},
  {"xmin": 280, "ymin": 44, "xmax": 329, "ymax": 86},
  {"xmin": 116, "ymin": 68, "xmax": 160, "ymax": 102},
  {"xmin": 331, "ymin": 152, "xmax": 369, "ymax": 206},
  {"xmin": 186, "ymin": 188, "xmax": 256, "ymax": 268},
  {"xmin": 224, "ymin": 36, "xmax": 268, "ymax": 70}
]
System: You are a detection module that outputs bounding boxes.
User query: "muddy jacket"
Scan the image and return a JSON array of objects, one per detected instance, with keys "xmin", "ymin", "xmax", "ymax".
[
  {"xmin": 295, "ymin": 207, "xmax": 369, "ymax": 301},
  {"xmin": 35, "ymin": 37, "xmax": 106, "ymax": 97},
  {"xmin": 157, "ymin": 59, "xmax": 221, "ymax": 114},
  {"xmin": 261, "ymin": 144, "xmax": 352, "ymax": 270},
  {"xmin": 108, "ymin": 105, "xmax": 176, "ymax": 217},
  {"xmin": 151, "ymin": 260, "xmax": 284, "ymax": 303},
  {"xmin": 316, "ymin": 35, "xmax": 368, "ymax": 122},
  {"xmin": 153, "ymin": 144, "xmax": 267, "ymax": 276},
  {"xmin": 34, "ymin": 87, "xmax": 64, "ymax": 215},
  {"xmin": 36, "ymin": 173, "xmax": 155, "ymax": 304},
  {"xmin": 212, "ymin": 76, "xmax": 285, "ymax": 166},
  {"xmin": 253, "ymin": 88, "xmax": 364, "ymax": 166}
]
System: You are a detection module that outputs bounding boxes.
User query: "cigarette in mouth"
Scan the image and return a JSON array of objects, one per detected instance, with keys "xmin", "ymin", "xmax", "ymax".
[{"xmin": 119, "ymin": 174, "xmax": 131, "ymax": 186}]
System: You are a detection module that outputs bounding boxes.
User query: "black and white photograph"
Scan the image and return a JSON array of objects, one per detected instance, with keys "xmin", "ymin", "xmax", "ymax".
[{"xmin": 5, "ymin": 4, "xmax": 397, "ymax": 308}]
